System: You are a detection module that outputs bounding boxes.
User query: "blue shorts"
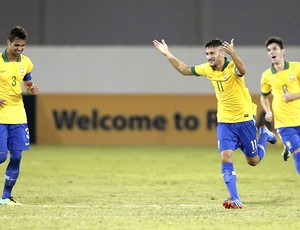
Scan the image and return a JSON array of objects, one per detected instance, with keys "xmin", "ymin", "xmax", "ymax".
[
  {"xmin": 0, "ymin": 124, "xmax": 30, "ymax": 153},
  {"xmin": 277, "ymin": 126, "xmax": 300, "ymax": 153},
  {"xmin": 217, "ymin": 120, "xmax": 258, "ymax": 157}
]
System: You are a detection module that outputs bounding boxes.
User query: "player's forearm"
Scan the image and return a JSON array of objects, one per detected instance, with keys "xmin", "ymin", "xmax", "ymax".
[
  {"xmin": 260, "ymin": 96, "xmax": 271, "ymax": 113},
  {"xmin": 230, "ymin": 52, "xmax": 246, "ymax": 76},
  {"xmin": 165, "ymin": 53, "xmax": 192, "ymax": 76},
  {"xmin": 290, "ymin": 92, "xmax": 300, "ymax": 100}
]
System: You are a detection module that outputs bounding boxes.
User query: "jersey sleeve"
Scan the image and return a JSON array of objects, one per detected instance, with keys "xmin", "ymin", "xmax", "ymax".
[
  {"xmin": 261, "ymin": 71, "xmax": 272, "ymax": 96},
  {"xmin": 191, "ymin": 64, "xmax": 206, "ymax": 77},
  {"xmin": 23, "ymin": 56, "xmax": 33, "ymax": 81}
]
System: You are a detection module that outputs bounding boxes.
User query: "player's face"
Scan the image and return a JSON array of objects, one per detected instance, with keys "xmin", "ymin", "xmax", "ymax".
[
  {"xmin": 205, "ymin": 46, "xmax": 223, "ymax": 69},
  {"xmin": 266, "ymin": 43, "xmax": 285, "ymax": 64},
  {"xmin": 7, "ymin": 38, "xmax": 26, "ymax": 58}
]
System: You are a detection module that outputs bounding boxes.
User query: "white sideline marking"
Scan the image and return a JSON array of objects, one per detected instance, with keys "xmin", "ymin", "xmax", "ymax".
[{"xmin": 32, "ymin": 204, "xmax": 204, "ymax": 208}]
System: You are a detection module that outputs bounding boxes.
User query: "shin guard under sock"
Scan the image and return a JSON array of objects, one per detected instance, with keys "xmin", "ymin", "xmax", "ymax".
[{"xmin": 222, "ymin": 162, "xmax": 239, "ymax": 199}]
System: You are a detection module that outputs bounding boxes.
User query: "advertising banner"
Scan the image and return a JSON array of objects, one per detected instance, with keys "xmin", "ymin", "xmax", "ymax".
[{"xmin": 37, "ymin": 94, "xmax": 265, "ymax": 145}]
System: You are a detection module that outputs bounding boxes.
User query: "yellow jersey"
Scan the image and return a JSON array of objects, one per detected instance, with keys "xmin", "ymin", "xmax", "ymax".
[
  {"xmin": 0, "ymin": 50, "xmax": 33, "ymax": 124},
  {"xmin": 261, "ymin": 61, "xmax": 300, "ymax": 129},
  {"xmin": 192, "ymin": 58, "xmax": 256, "ymax": 123}
]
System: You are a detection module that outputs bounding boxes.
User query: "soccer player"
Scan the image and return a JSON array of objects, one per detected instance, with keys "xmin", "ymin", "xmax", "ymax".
[
  {"xmin": 261, "ymin": 36, "xmax": 300, "ymax": 174},
  {"xmin": 0, "ymin": 26, "xmax": 40, "ymax": 205},
  {"xmin": 153, "ymin": 38, "xmax": 276, "ymax": 209}
]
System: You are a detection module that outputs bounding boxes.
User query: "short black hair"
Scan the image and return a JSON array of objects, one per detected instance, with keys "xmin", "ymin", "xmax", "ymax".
[
  {"xmin": 205, "ymin": 38, "xmax": 223, "ymax": 48},
  {"xmin": 265, "ymin": 36, "xmax": 284, "ymax": 49},
  {"xmin": 8, "ymin": 26, "xmax": 27, "ymax": 42}
]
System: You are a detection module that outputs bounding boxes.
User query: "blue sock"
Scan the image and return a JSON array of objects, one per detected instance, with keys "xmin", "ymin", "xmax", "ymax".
[
  {"xmin": 2, "ymin": 150, "xmax": 22, "ymax": 199},
  {"xmin": 222, "ymin": 163, "xmax": 239, "ymax": 199},
  {"xmin": 293, "ymin": 152, "xmax": 300, "ymax": 174},
  {"xmin": 257, "ymin": 133, "xmax": 268, "ymax": 161}
]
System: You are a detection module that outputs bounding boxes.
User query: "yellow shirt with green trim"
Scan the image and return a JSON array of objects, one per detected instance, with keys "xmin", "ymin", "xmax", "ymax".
[
  {"xmin": 261, "ymin": 61, "xmax": 300, "ymax": 129},
  {"xmin": 191, "ymin": 58, "xmax": 256, "ymax": 123},
  {"xmin": 0, "ymin": 51, "xmax": 33, "ymax": 124}
]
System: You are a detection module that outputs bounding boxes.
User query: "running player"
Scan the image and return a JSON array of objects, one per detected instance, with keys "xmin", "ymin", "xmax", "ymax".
[
  {"xmin": 153, "ymin": 38, "xmax": 276, "ymax": 209},
  {"xmin": 261, "ymin": 36, "xmax": 300, "ymax": 174}
]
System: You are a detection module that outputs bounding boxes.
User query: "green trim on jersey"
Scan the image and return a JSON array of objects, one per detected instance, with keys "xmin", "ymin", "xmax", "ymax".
[
  {"xmin": 191, "ymin": 58, "xmax": 230, "ymax": 76},
  {"xmin": 222, "ymin": 57, "xmax": 230, "ymax": 71},
  {"xmin": 271, "ymin": 60, "xmax": 289, "ymax": 74},
  {"xmin": 2, "ymin": 49, "xmax": 21, "ymax": 62},
  {"xmin": 261, "ymin": 91, "xmax": 271, "ymax": 96},
  {"xmin": 191, "ymin": 66, "xmax": 198, "ymax": 76}
]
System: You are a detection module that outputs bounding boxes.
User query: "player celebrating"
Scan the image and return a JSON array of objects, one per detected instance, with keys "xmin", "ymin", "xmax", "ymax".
[
  {"xmin": 153, "ymin": 38, "xmax": 276, "ymax": 209},
  {"xmin": 0, "ymin": 26, "xmax": 40, "ymax": 205},
  {"xmin": 261, "ymin": 36, "xmax": 300, "ymax": 174}
]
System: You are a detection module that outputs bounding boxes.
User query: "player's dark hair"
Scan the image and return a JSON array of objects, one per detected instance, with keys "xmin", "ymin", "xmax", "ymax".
[
  {"xmin": 8, "ymin": 26, "xmax": 27, "ymax": 42},
  {"xmin": 265, "ymin": 36, "xmax": 284, "ymax": 49},
  {"xmin": 205, "ymin": 38, "xmax": 223, "ymax": 48}
]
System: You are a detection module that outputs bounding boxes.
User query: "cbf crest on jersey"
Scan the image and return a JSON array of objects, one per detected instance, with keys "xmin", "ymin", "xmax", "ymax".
[
  {"xmin": 290, "ymin": 74, "xmax": 295, "ymax": 81},
  {"xmin": 223, "ymin": 73, "xmax": 227, "ymax": 80},
  {"xmin": 20, "ymin": 68, "xmax": 24, "ymax": 74}
]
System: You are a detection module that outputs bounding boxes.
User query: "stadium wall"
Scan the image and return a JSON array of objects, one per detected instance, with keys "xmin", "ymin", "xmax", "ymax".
[{"xmin": 17, "ymin": 45, "xmax": 300, "ymax": 95}]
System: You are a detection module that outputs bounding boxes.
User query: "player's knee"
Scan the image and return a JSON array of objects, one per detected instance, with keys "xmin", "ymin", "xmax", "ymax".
[
  {"xmin": 0, "ymin": 151, "xmax": 8, "ymax": 163},
  {"xmin": 248, "ymin": 161, "xmax": 258, "ymax": 166},
  {"xmin": 10, "ymin": 150, "xmax": 22, "ymax": 162},
  {"xmin": 247, "ymin": 158, "xmax": 259, "ymax": 166}
]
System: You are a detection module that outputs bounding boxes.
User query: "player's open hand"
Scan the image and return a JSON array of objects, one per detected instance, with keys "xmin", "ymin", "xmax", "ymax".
[
  {"xmin": 221, "ymin": 39, "xmax": 235, "ymax": 56},
  {"xmin": 153, "ymin": 39, "xmax": 170, "ymax": 56}
]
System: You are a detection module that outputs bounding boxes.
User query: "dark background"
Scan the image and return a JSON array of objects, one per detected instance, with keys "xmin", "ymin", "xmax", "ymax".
[{"xmin": 1, "ymin": 0, "xmax": 299, "ymax": 46}]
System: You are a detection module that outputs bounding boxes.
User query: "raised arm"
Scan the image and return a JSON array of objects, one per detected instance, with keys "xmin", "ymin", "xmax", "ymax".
[
  {"xmin": 221, "ymin": 39, "xmax": 246, "ymax": 76},
  {"xmin": 153, "ymin": 39, "xmax": 193, "ymax": 76}
]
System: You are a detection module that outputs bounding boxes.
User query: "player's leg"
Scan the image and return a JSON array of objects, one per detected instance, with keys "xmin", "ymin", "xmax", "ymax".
[
  {"xmin": 221, "ymin": 152, "xmax": 243, "ymax": 209},
  {"xmin": 278, "ymin": 128, "xmax": 292, "ymax": 161},
  {"xmin": 293, "ymin": 150, "xmax": 300, "ymax": 174},
  {"xmin": 2, "ymin": 150, "xmax": 22, "ymax": 200},
  {"xmin": 217, "ymin": 123, "xmax": 243, "ymax": 209},
  {"xmin": 0, "ymin": 124, "xmax": 19, "ymax": 206},
  {"xmin": 239, "ymin": 120, "xmax": 265, "ymax": 166},
  {"xmin": 0, "ymin": 124, "xmax": 9, "ymax": 164},
  {"xmin": 259, "ymin": 126, "xmax": 277, "ymax": 144},
  {"xmin": 1, "ymin": 124, "xmax": 30, "ymax": 205},
  {"xmin": 278, "ymin": 127, "xmax": 300, "ymax": 174}
]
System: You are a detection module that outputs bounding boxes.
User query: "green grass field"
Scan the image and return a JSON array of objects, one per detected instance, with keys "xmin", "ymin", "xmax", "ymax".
[{"xmin": 0, "ymin": 145, "xmax": 299, "ymax": 230}]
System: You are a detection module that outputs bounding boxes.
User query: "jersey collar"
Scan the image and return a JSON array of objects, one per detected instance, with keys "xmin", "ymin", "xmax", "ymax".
[
  {"xmin": 2, "ymin": 49, "xmax": 21, "ymax": 62},
  {"xmin": 271, "ymin": 60, "xmax": 289, "ymax": 74},
  {"xmin": 222, "ymin": 57, "xmax": 230, "ymax": 71},
  {"xmin": 211, "ymin": 57, "xmax": 230, "ymax": 71}
]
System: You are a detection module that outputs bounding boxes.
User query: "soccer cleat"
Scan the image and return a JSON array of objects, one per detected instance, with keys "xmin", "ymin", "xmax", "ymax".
[
  {"xmin": 259, "ymin": 126, "xmax": 277, "ymax": 144},
  {"xmin": 0, "ymin": 197, "xmax": 22, "ymax": 206},
  {"xmin": 282, "ymin": 146, "xmax": 290, "ymax": 161},
  {"xmin": 223, "ymin": 197, "xmax": 243, "ymax": 209}
]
